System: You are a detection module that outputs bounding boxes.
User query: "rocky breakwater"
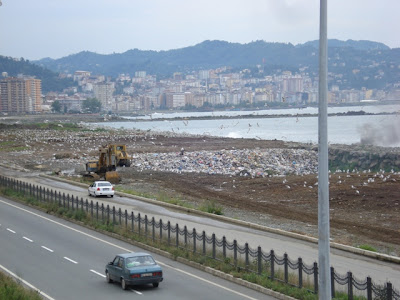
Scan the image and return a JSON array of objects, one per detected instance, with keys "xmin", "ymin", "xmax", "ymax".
[{"xmin": 328, "ymin": 145, "xmax": 400, "ymax": 171}]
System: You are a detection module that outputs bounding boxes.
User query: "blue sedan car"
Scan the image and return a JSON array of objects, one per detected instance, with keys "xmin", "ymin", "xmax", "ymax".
[{"xmin": 105, "ymin": 252, "xmax": 163, "ymax": 290}]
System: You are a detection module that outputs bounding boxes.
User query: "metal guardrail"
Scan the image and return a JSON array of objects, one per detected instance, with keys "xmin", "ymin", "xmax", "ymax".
[{"xmin": 1, "ymin": 175, "xmax": 399, "ymax": 300}]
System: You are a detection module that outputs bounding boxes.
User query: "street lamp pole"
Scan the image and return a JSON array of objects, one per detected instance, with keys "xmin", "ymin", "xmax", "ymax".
[{"xmin": 318, "ymin": 0, "xmax": 331, "ymax": 299}]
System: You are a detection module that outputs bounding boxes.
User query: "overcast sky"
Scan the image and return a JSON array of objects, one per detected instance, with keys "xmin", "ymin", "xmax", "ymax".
[{"xmin": 0, "ymin": 0, "xmax": 398, "ymax": 60}]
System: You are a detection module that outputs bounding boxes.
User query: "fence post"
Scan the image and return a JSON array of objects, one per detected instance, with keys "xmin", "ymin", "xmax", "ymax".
[
  {"xmin": 71, "ymin": 195, "xmax": 74, "ymax": 210},
  {"xmin": 152, "ymin": 217, "xmax": 155, "ymax": 242},
  {"xmin": 313, "ymin": 262, "xmax": 318, "ymax": 294},
  {"xmin": 183, "ymin": 226, "xmax": 187, "ymax": 246},
  {"xmin": 175, "ymin": 224, "xmax": 179, "ymax": 248},
  {"xmin": 386, "ymin": 282, "xmax": 392, "ymax": 300},
  {"xmin": 106, "ymin": 205, "xmax": 110, "ymax": 224},
  {"xmin": 131, "ymin": 212, "xmax": 135, "ymax": 233},
  {"xmin": 159, "ymin": 219, "xmax": 162, "ymax": 241},
  {"xmin": 202, "ymin": 231, "xmax": 206, "ymax": 256},
  {"xmin": 138, "ymin": 213, "xmax": 141, "ymax": 236},
  {"xmin": 284, "ymin": 253, "xmax": 288, "ymax": 283},
  {"xmin": 331, "ymin": 267, "xmax": 335, "ymax": 298},
  {"xmin": 212, "ymin": 234, "xmax": 216, "ymax": 259},
  {"xmin": 118, "ymin": 208, "xmax": 122, "ymax": 225},
  {"xmin": 145, "ymin": 215, "xmax": 148, "ymax": 238},
  {"xmin": 348, "ymin": 272, "xmax": 353, "ymax": 300},
  {"xmin": 257, "ymin": 246, "xmax": 262, "ymax": 275},
  {"xmin": 298, "ymin": 257, "xmax": 303, "ymax": 288},
  {"xmin": 223, "ymin": 236, "xmax": 226, "ymax": 259},
  {"xmin": 112, "ymin": 206, "xmax": 116, "ymax": 225},
  {"xmin": 234, "ymin": 240, "xmax": 238, "ymax": 267},
  {"xmin": 245, "ymin": 243, "xmax": 249, "ymax": 269},
  {"xmin": 367, "ymin": 277, "xmax": 372, "ymax": 300},
  {"xmin": 167, "ymin": 221, "xmax": 171, "ymax": 245},
  {"xmin": 270, "ymin": 250, "xmax": 275, "ymax": 281},
  {"xmin": 193, "ymin": 228, "xmax": 196, "ymax": 254},
  {"xmin": 125, "ymin": 210, "xmax": 128, "ymax": 228}
]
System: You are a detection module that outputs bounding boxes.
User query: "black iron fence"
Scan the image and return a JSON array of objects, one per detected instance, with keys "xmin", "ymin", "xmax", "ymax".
[{"xmin": 1, "ymin": 175, "xmax": 399, "ymax": 300}]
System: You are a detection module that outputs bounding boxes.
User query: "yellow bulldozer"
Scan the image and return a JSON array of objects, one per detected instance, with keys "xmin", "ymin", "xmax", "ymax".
[{"xmin": 85, "ymin": 144, "xmax": 131, "ymax": 183}]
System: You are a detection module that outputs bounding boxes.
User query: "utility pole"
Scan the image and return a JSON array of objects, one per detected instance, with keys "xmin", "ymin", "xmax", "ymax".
[{"xmin": 318, "ymin": 0, "xmax": 331, "ymax": 299}]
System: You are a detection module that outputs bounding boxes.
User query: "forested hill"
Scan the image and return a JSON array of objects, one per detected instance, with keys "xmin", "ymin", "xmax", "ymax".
[{"xmin": 0, "ymin": 56, "xmax": 74, "ymax": 93}]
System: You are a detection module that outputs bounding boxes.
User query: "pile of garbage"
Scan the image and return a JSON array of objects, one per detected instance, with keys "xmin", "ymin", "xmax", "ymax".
[{"xmin": 132, "ymin": 148, "xmax": 318, "ymax": 177}]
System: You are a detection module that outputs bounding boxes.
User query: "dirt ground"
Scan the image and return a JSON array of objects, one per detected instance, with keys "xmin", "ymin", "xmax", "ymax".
[{"xmin": 1, "ymin": 114, "xmax": 399, "ymax": 255}]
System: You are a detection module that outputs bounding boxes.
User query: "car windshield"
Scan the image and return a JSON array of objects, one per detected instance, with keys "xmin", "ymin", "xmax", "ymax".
[
  {"xmin": 98, "ymin": 182, "xmax": 111, "ymax": 187},
  {"xmin": 126, "ymin": 255, "xmax": 156, "ymax": 268}
]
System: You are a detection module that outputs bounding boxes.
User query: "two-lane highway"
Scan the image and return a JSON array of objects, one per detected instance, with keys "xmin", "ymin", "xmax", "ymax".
[{"xmin": 0, "ymin": 197, "xmax": 274, "ymax": 300}]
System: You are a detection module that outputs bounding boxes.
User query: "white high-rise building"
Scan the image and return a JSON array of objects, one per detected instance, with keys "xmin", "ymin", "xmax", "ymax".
[{"xmin": 93, "ymin": 82, "xmax": 114, "ymax": 111}]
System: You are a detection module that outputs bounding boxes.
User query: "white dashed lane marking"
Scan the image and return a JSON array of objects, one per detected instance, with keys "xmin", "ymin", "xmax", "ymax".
[
  {"xmin": 90, "ymin": 269, "xmax": 105, "ymax": 278},
  {"xmin": 23, "ymin": 236, "xmax": 33, "ymax": 242},
  {"xmin": 131, "ymin": 289, "xmax": 143, "ymax": 295},
  {"xmin": 63, "ymin": 257, "xmax": 78, "ymax": 264},
  {"xmin": 6, "ymin": 228, "xmax": 16, "ymax": 233},
  {"xmin": 41, "ymin": 246, "xmax": 54, "ymax": 252}
]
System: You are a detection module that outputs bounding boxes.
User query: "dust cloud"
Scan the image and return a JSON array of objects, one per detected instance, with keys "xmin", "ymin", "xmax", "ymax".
[{"xmin": 359, "ymin": 117, "xmax": 400, "ymax": 147}]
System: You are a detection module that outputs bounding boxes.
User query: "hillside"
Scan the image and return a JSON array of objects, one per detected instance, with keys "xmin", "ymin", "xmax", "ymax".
[
  {"xmin": 0, "ymin": 56, "xmax": 75, "ymax": 93},
  {"xmin": 33, "ymin": 39, "xmax": 400, "ymax": 90}
]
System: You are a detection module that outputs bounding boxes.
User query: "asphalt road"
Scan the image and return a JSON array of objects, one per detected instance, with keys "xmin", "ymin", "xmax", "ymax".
[{"xmin": 0, "ymin": 197, "xmax": 273, "ymax": 300}]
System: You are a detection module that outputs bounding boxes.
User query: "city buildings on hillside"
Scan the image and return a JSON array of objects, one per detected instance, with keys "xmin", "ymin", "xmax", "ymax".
[{"xmin": 1, "ymin": 67, "xmax": 397, "ymax": 114}]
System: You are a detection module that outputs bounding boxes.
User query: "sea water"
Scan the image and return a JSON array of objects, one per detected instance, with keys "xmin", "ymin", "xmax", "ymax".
[{"xmin": 98, "ymin": 104, "xmax": 400, "ymax": 147}]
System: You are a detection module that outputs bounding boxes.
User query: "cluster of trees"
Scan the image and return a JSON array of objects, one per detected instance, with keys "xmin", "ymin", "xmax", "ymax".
[{"xmin": 51, "ymin": 98, "xmax": 101, "ymax": 113}]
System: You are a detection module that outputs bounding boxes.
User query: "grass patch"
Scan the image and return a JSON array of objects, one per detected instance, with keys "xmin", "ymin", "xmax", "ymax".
[
  {"xmin": 0, "ymin": 272, "xmax": 42, "ymax": 300},
  {"xmin": 358, "ymin": 244, "xmax": 377, "ymax": 252},
  {"xmin": 199, "ymin": 200, "xmax": 223, "ymax": 215}
]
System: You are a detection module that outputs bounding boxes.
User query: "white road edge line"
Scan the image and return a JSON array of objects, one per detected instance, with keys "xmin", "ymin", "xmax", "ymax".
[
  {"xmin": 41, "ymin": 246, "xmax": 54, "ymax": 252},
  {"xmin": 0, "ymin": 263, "xmax": 56, "ymax": 300},
  {"xmin": 1, "ymin": 199, "xmax": 258, "ymax": 300},
  {"xmin": 90, "ymin": 269, "xmax": 106, "ymax": 278},
  {"xmin": 23, "ymin": 236, "xmax": 33, "ymax": 242},
  {"xmin": 64, "ymin": 257, "xmax": 78, "ymax": 264},
  {"xmin": 6, "ymin": 228, "xmax": 16, "ymax": 233}
]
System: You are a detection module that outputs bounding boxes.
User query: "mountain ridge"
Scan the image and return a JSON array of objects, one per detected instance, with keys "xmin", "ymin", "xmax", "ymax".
[{"xmin": 33, "ymin": 39, "xmax": 393, "ymax": 78}]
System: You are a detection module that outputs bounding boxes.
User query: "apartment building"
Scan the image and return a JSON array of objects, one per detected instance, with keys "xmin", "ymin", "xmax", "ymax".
[
  {"xmin": 0, "ymin": 77, "xmax": 42, "ymax": 113},
  {"xmin": 93, "ymin": 82, "xmax": 114, "ymax": 111}
]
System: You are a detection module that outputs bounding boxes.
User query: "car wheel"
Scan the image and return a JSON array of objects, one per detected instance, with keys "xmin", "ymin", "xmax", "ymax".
[
  {"xmin": 153, "ymin": 282, "xmax": 159, "ymax": 288},
  {"xmin": 106, "ymin": 271, "xmax": 113, "ymax": 283},
  {"xmin": 88, "ymin": 191, "xmax": 91, "ymax": 196},
  {"xmin": 121, "ymin": 278, "xmax": 128, "ymax": 290},
  {"xmin": 110, "ymin": 195, "xmax": 114, "ymax": 198},
  {"xmin": 93, "ymin": 193, "xmax": 97, "ymax": 198}
]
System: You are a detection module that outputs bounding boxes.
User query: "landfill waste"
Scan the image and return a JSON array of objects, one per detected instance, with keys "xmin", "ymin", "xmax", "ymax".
[{"xmin": 131, "ymin": 148, "xmax": 318, "ymax": 177}]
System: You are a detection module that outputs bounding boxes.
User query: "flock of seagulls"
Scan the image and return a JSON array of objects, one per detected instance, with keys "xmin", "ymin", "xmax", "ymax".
[{"xmin": 280, "ymin": 169, "xmax": 398, "ymax": 196}]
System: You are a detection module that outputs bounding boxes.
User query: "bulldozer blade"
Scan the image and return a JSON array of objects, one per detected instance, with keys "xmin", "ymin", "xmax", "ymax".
[{"xmin": 105, "ymin": 171, "xmax": 121, "ymax": 183}]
